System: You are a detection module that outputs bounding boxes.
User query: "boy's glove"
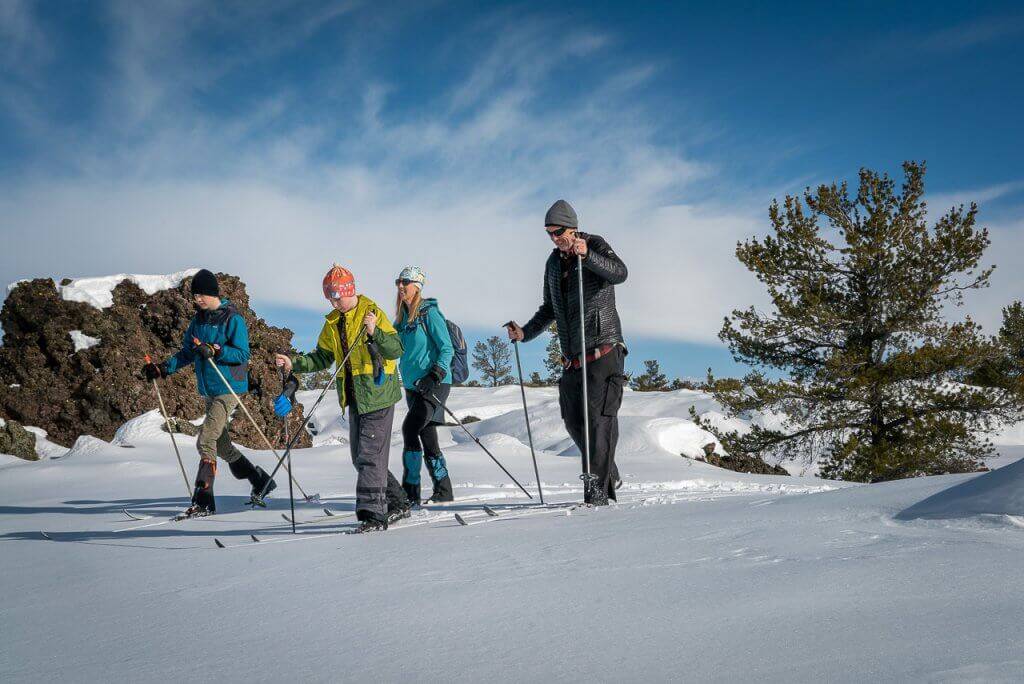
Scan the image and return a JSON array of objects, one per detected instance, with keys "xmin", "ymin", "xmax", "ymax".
[
  {"xmin": 194, "ymin": 342, "xmax": 221, "ymax": 360},
  {"xmin": 142, "ymin": 361, "xmax": 167, "ymax": 381}
]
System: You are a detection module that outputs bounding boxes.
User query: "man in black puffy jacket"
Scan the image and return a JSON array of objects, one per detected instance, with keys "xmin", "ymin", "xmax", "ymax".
[{"xmin": 506, "ymin": 199, "xmax": 628, "ymax": 505}]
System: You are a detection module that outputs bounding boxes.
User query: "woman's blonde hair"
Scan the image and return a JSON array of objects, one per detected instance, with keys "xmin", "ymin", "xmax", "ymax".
[{"xmin": 395, "ymin": 285, "xmax": 423, "ymax": 326}]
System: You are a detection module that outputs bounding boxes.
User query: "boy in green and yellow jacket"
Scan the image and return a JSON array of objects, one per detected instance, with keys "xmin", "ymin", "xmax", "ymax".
[{"xmin": 274, "ymin": 265, "xmax": 410, "ymax": 531}]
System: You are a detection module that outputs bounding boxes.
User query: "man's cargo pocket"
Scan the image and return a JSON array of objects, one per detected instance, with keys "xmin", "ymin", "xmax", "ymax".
[{"xmin": 602, "ymin": 373, "xmax": 627, "ymax": 417}]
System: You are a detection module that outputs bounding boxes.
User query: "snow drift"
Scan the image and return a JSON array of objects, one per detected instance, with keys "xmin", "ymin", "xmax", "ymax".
[{"xmin": 896, "ymin": 456, "xmax": 1024, "ymax": 520}]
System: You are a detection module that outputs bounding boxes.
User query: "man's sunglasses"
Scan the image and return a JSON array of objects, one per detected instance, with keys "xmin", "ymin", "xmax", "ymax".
[{"xmin": 546, "ymin": 226, "xmax": 571, "ymax": 237}]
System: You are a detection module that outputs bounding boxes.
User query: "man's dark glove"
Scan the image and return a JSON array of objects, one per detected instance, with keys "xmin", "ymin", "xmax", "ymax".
[
  {"xmin": 194, "ymin": 342, "xmax": 221, "ymax": 360},
  {"xmin": 142, "ymin": 361, "xmax": 167, "ymax": 381}
]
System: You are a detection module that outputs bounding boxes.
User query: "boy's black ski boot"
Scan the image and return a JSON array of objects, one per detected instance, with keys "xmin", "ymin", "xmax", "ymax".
[
  {"xmin": 230, "ymin": 455, "xmax": 277, "ymax": 507},
  {"xmin": 187, "ymin": 459, "xmax": 217, "ymax": 516}
]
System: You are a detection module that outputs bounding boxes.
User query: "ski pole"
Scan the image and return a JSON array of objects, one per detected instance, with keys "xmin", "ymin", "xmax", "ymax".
[
  {"xmin": 145, "ymin": 355, "xmax": 192, "ymax": 498},
  {"xmin": 504, "ymin": 325, "xmax": 544, "ymax": 504},
  {"xmin": 428, "ymin": 392, "xmax": 533, "ymax": 499},
  {"xmin": 195, "ymin": 341, "xmax": 315, "ymax": 501},
  {"xmin": 577, "ymin": 254, "xmax": 595, "ymax": 498},
  {"xmin": 254, "ymin": 326, "xmax": 369, "ymax": 502},
  {"xmin": 280, "ymin": 367, "xmax": 296, "ymax": 534}
]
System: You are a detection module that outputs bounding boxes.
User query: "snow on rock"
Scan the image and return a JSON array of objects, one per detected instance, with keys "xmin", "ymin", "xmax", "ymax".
[
  {"xmin": 647, "ymin": 416, "xmax": 719, "ymax": 458},
  {"xmin": 68, "ymin": 329, "xmax": 101, "ymax": 352},
  {"xmin": 111, "ymin": 410, "xmax": 167, "ymax": 447},
  {"xmin": 62, "ymin": 434, "xmax": 109, "ymax": 459},
  {"xmin": 22, "ymin": 426, "xmax": 69, "ymax": 459},
  {"xmin": 896, "ymin": 457, "xmax": 1024, "ymax": 520},
  {"xmin": 57, "ymin": 268, "xmax": 199, "ymax": 309}
]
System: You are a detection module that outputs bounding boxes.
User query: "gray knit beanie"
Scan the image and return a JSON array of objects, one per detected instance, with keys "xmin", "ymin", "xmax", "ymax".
[{"xmin": 544, "ymin": 199, "xmax": 578, "ymax": 228}]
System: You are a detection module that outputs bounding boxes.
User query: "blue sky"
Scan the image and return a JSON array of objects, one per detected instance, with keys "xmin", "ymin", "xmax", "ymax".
[{"xmin": 1, "ymin": 1, "xmax": 1023, "ymax": 382}]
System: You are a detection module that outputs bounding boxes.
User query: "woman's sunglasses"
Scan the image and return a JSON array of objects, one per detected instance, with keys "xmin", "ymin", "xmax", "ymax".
[{"xmin": 395, "ymin": 278, "xmax": 416, "ymax": 286}]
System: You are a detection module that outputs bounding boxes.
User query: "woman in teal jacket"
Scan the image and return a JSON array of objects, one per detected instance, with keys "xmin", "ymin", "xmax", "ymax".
[{"xmin": 394, "ymin": 266, "xmax": 455, "ymax": 503}]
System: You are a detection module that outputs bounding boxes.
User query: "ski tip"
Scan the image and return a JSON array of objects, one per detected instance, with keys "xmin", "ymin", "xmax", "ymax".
[
  {"xmin": 250, "ymin": 534, "xmax": 260, "ymax": 543},
  {"xmin": 214, "ymin": 538, "xmax": 226, "ymax": 548},
  {"xmin": 121, "ymin": 508, "xmax": 148, "ymax": 521},
  {"xmin": 281, "ymin": 513, "xmax": 292, "ymax": 523},
  {"xmin": 323, "ymin": 507, "xmax": 335, "ymax": 517},
  {"xmin": 483, "ymin": 505, "xmax": 499, "ymax": 517},
  {"xmin": 40, "ymin": 531, "xmax": 52, "ymax": 540},
  {"xmin": 454, "ymin": 513, "xmax": 469, "ymax": 526}
]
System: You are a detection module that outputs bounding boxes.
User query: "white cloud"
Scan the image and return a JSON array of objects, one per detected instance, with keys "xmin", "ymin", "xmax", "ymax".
[
  {"xmin": 5, "ymin": 4, "xmax": 1020, "ymax": 352},
  {"xmin": 929, "ymin": 181, "xmax": 1024, "ymax": 213}
]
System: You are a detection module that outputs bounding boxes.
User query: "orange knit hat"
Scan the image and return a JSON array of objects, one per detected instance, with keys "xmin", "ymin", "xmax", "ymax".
[{"xmin": 322, "ymin": 264, "xmax": 356, "ymax": 299}]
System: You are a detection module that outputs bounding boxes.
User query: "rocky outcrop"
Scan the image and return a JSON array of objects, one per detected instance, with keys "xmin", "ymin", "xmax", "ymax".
[
  {"xmin": 0, "ymin": 418, "xmax": 38, "ymax": 460},
  {"xmin": 0, "ymin": 272, "xmax": 310, "ymax": 450},
  {"xmin": 697, "ymin": 442, "xmax": 789, "ymax": 476}
]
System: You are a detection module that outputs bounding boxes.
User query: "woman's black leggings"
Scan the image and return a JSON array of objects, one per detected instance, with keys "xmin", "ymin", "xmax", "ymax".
[{"xmin": 403, "ymin": 391, "xmax": 441, "ymax": 456}]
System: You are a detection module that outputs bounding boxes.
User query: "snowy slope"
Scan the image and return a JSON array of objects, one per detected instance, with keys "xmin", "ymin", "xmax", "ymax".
[{"xmin": 1, "ymin": 387, "xmax": 1023, "ymax": 682}]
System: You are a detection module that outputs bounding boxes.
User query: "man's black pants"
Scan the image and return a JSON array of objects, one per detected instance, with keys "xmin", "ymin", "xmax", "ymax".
[{"xmin": 558, "ymin": 346, "xmax": 627, "ymax": 500}]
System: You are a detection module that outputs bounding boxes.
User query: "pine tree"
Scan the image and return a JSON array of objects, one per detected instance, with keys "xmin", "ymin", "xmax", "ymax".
[
  {"xmin": 630, "ymin": 359, "xmax": 669, "ymax": 391},
  {"xmin": 543, "ymin": 323, "xmax": 562, "ymax": 385},
  {"xmin": 299, "ymin": 366, "xmax": 334, "ymax": 391},
  {"xmin": 696, "ymin": 161, "xmax": 1018, "ymax": 482},
  {"xmin": 472, "ymin": 336, "xmax": 513, "ymax": 387},
  {"xmin": 528, "ymin": 371, "xmax": 543, "ymax": 386}
]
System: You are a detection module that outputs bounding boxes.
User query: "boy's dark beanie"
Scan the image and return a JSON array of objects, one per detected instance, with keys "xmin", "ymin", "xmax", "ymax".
[{"xmin": 190, "ymin": 269, "xmax": 219, "ymax": 297}]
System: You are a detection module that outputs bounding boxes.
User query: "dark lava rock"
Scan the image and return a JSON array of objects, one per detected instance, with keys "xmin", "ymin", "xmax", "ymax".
[
  {"xmin": 697, "ymin": 442, "xmax": 789, "ymax": 476},
  {"xmin": 0, "ymin": 418, "xmax": 38, "ymax": 460},
  {"xmin": 0, "ymin": 272, "xmax": 311, "ymax": 450}
]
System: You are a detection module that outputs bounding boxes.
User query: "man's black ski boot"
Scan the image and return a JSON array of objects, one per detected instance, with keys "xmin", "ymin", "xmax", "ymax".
[
  {"xmin": 230, "ymin": 456, "xmax": 276, "ymax": 506},
  {"xmin": 581, "ymin": 473, "xmax": 608, "ymax": 506},
  {"xmin": 189, "ymin": 459, "xmax": 217, "ymax": 515}
]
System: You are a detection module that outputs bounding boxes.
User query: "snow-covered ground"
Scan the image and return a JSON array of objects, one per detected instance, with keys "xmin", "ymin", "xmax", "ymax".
[{"xmin": 2, "ymin": 387, "xmax": 1023, "ymax": 682}]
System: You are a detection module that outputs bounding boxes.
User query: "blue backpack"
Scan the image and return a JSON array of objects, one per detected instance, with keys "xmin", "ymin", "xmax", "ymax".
[{"xmin": 421, "ymin": 315, "xmax": 469, "ymax": 385}]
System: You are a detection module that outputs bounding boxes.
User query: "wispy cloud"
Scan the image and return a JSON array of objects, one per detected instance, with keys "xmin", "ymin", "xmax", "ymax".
[
  {"xmin": 929, "ymin": 180, "xmax": 1024, "ymax": 213},
  {"xmin": 914, "ymin": 13, "xmax": 1024, "ymax": 53},
  {"xmin": 3, "ymin": 2, "xmax": 1020, "ymax": 351},
  {"xmin": 859, "ymin": 11, "xmax": 1024, "ymax": 65}
]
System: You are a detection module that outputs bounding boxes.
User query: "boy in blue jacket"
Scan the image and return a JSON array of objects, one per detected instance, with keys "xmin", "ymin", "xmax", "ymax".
[{"xmin": 142, "ymin": 269, "xmax": 275, "ymax": 515}]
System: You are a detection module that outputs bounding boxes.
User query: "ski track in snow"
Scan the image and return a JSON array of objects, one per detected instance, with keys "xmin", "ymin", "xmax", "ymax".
[{"xmin": 2, "ymin": 386, "xmax": 1024, "ymax": 682}]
